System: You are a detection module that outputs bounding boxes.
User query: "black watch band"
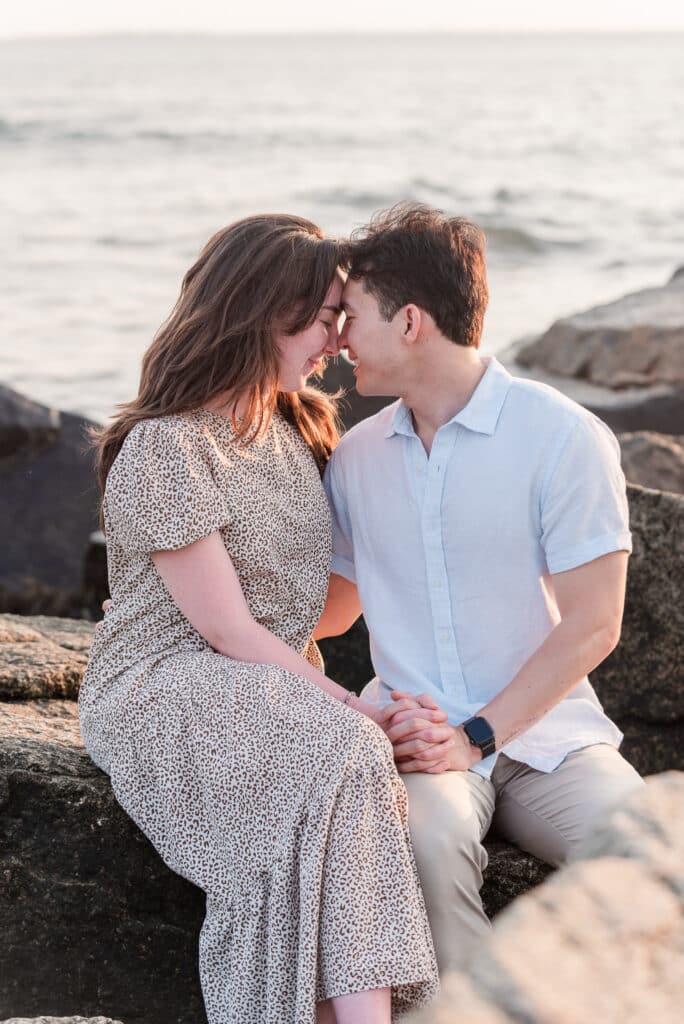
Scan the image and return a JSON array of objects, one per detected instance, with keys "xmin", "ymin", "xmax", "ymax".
[{"xmin": 462, "ymin": 716, "xmax": 496, "ymax": 758}]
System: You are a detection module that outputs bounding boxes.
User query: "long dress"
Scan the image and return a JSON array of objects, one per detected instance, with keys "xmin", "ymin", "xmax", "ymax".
[{"xmin": 78, "ymin": 408, "xmax": 439, "ymax": 1024}]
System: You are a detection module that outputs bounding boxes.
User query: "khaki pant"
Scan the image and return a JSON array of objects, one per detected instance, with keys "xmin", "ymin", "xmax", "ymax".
[{"xmin": 402, "ymin": 744, "xmax": 644, "ymax": 972}]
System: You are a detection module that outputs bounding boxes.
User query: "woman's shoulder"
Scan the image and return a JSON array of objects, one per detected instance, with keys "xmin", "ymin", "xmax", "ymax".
[
  {"xmin": 107, "ymin": 414, "xmax": 213, "ymax": 492},
  {"xmin": 124, "ymin": 412, "xmax": 201, "ymax": 447}
]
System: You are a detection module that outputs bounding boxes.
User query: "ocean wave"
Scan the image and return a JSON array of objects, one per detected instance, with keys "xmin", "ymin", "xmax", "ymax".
[
  {"xmin": 481, "ymin": 223, "xmax": 588, "ymax": 253},
  {"xmin": 299, "ymin": 188, "xmax": 394, "ymax": 209}
]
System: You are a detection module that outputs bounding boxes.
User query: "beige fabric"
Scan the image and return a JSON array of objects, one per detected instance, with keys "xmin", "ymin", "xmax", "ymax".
[
  {"xmin": 80, "ymin": 410, "xmax": 439, "ymax": 1024},
  {"xmin": 403, "ymin": 743, "xmax": 644, "ymax": 972}
]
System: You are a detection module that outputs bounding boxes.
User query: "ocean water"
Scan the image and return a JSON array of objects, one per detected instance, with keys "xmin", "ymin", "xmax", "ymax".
[{"xmin": 1, "ymin": 32, "xmax": 683, "ymax": 423}]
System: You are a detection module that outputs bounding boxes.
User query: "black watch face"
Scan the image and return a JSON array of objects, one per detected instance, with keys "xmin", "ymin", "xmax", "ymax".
[{"xmin": 466, "ymin": 717, "xmax": 493, "ymax": 745}]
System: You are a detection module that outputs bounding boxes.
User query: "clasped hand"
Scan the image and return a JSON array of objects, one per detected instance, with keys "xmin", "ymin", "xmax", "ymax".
[{"xmin": 372, "ymin": 691, "xmax": 479, "ymax": 775}]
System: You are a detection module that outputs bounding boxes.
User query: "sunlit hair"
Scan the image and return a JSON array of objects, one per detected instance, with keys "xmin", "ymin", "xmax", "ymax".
[
  {"xmin": 92, "ymin": 214, "xmax": 343, "ymax": 514},
  {"xmin": 344, "ymin": 202, "xmax": 489, "ymax": 348}
]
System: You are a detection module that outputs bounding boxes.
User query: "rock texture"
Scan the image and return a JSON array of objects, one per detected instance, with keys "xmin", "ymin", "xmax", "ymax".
[
  {"xmin": 0, "ymin": 703, "xmax": 206, "ymax": 1024},
  {"xmin": 591, "ymin": 485, "xmax": 684, "ymax": 774},
  {"xmin": 618, "ymin": 430, "xmax": 684, "ymax": 493},
  {"xmin": 2, "ymin": 1019, "xmax": 123, "ymax": 1024},
  {"xmin": 407, "ymin": 772, "xmax": 684, "ymax": 1024},
  {"xmin": 516, "ymin": 267, "xmax": 684, "ymax": 390},
  {"xmin": 0, "ymin": 384, "xmax": 61, "ymax": 459},
  {"xmin": 0, "ymin": 615, "xmax": 94, "ymax": 700},
  {"xmin": 0, "ymin": 388, "xmax": 99, "ymax": 614}
]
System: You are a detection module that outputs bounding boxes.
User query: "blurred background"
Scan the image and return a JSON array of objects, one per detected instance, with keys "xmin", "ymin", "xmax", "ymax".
[{"xmin": 2, "ymin": 1, "xmax": 683, "ymax": 422}]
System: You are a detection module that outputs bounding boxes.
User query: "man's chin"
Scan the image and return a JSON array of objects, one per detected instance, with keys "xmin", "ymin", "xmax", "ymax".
[{"xmin": 353, "ymin": 375, "xmax": 392, "ymax": 398}]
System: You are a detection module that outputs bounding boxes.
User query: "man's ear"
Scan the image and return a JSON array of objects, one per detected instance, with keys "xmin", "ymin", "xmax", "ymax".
[{"xmin": 401, "ymin": 304, "xmax": 423, "ymax": 344}]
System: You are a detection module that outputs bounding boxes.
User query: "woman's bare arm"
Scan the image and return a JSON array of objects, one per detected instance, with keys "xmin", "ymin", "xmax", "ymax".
[
  {"xmin": 151, "ymin": 531, "xmax": 408, "ymax": 727},
  {"xmin": 313, "ymin": 573, "xmax": 363, "ymax": 639}
]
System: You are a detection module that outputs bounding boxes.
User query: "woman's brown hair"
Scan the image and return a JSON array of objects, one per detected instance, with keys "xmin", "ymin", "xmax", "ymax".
[{"xmin": 92, "ymin": 214, "xmax": 343, "ymax": 512}]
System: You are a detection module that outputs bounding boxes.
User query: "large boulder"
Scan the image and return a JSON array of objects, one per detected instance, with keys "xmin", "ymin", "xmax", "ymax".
[
  {"xmin": 0, "ymin": 702, "xmax": 206, "ymax": 1024},
  {"xmin": 0, "ymin": 699, "xmax": 548, "ymax": 1023},
  {"xmin": 0, "ymin": 615, "xmax": 94, "ymax": 700},
  {"xmin": 501, "ymin": 267, "xmax": 684, "ymax": 435},
  {"xmin": 407, "ymin": 772, "xmax": 684, "ymax": 1024},
  {"xmin": 0, "ymin": 385, "xmax": 60, "ymax": 459},
  {"xmin": 591, "ymin": 486, "xmax": 684, "ymax": 775},
  {"xmin": 516, "ymin": 267, "xmax": 684, "ymax": 389},
  {"xmin": 618, "ymin": 431, "xmax": 684, "ymax": 493},
  {"xmin": 0, "ymin": 386, "xmax": 99, "ymax": 616}
]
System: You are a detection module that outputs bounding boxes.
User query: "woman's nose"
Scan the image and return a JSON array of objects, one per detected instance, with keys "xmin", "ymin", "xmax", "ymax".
[{"xmin": 324, "ymin": 322, "xmax": 342, "ymax": 355}]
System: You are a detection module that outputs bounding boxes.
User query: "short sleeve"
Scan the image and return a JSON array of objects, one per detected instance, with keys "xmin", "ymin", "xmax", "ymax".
[
  {"xmin": 540, "ymin": 413, "xmax": 632, "ymax": 575},
  {"xmin": 104, "ymin": 417, "xmax": 232, "ymax": 553},
  {"xmin": 322, "ymin": 451, "xmax": 357, "ymax": 583}
]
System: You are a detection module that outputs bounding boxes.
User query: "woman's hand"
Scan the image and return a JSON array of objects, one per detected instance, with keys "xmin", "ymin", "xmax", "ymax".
[
  {"xmin": 366, "ymin": 691, "xmax": 448, "ymax": 733},
  {"xmin": 94, "ymin": 598, "xmax": 112, "ymax": 632}
]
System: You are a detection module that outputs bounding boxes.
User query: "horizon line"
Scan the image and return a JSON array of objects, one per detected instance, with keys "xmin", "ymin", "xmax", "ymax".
[{"xmin": 2, "ymin": 27, "xmax": 684, "ymax": 41}]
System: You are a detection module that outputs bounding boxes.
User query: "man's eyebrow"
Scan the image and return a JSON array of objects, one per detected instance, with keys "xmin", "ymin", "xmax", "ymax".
[
  {"xmin": 340, "ymin": 301, "xmax": 355, "ymax": 313},
  {"xmin": 322, "ymin": 305, "xmax": 342, "ymax": 314}
]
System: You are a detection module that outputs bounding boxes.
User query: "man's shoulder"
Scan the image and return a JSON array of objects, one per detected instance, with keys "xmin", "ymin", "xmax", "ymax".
[{"xmin": 504, "ymin": 371, "xmax": 606, "ymax": 439}]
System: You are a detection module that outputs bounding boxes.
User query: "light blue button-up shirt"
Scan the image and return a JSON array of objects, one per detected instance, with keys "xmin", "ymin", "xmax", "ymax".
[{"xmin": 323, "ymin": 357, "xmax": 631, "ymax": 779}]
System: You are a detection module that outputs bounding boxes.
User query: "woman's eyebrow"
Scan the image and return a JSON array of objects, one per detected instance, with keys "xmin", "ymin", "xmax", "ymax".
[{"xmin": 322, "ymin": 304, "xmax": 342, "ymax": 314}]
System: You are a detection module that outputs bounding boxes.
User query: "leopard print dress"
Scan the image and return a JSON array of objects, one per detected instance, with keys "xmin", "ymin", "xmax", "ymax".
[{"xmin": 79, "ymin": 409, "xmax": 439, "ymax": 1024}]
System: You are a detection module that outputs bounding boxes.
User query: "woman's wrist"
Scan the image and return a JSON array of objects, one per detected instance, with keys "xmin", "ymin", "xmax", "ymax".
[{"xmin": 342, "ymin": 691, "xmax": 378, "ymax": 720}]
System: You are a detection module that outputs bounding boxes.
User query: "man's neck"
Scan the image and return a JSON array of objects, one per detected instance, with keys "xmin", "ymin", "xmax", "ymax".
[{"xmin": 402, "ymin": 348, "xmax": 488, "ymax": 454}]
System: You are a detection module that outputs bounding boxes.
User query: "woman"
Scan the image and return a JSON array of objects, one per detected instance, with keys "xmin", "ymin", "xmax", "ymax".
[{"xmin": 79, "ymin": 214, "xmax": 440, "ymax": 1024}]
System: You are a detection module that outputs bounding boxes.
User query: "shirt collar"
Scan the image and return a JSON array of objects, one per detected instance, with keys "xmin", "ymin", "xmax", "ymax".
[{"xmin": 385, "ymin": 356, "xmax": 513, "ymax": 439}]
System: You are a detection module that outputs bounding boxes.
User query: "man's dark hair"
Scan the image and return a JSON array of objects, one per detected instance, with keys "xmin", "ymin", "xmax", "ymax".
[{"xmin": 344, "ymin": 203, "xmax": 489, "ymax": 347}]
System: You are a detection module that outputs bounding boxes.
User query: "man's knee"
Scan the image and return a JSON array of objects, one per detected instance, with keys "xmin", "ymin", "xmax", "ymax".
[
  {"xmin": 403, "ymin": 772, "xmax": 489, "ymax": 872},
  {"xmin": 558, "ymin": 745, "xmax": 645, "ymax": 856}
]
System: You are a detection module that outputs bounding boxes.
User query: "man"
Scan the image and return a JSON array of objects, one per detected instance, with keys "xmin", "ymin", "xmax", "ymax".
[{"xmin": 319, "ymin": 203, "xmax": 643, "ymax": 971}]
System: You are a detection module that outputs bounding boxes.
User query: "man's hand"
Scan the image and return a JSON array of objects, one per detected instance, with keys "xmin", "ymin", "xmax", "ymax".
[
  {"xmin": 384, "ymin": 695, "xmax": 480, "ymax": 773},
  {"xmin": 379, "ymin": 690, "xmax": 477, "ymax": 774}
]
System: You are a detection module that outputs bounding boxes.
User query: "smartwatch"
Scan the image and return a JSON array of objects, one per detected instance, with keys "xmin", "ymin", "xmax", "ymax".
[{"xmin": 462, "ymin": 716, "xmax": 496, "ymax": 758}]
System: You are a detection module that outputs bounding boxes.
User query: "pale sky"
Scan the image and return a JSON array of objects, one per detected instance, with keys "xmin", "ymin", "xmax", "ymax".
[{"xmin": 2, "ymin": 0, "xmax": 684, "ymax": 37}]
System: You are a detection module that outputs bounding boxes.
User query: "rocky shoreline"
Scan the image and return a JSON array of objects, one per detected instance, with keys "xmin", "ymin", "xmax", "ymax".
[{"xmin": 2, "ymin": 268, "xmax": 683, "ymax": 1022}]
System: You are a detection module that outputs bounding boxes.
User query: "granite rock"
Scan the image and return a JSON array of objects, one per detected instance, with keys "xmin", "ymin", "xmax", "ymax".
[
  {"xmin": 0, "ymin": 384, "xmax": 61, "ymax": 459},
  {"xmin": 591, "ymin": 485, "xmax": 684, "ymax": 734},
  {"xmin": 0, "ymin": 702, "xmax": 206, "ymax": 1024},
  {"xmin": 0, "ymin": 614, "xmax": 94, "ymax": 700},
  {"xmin": 0, "ymin": 395, "xmax": 99, "ymax": 608},
  {"xmin": 2, "ymin": 1018, "xmax": 123, "ymax": 1024},
  {"xmin": 516, "ymin": 267, "xmax": 684, "ymax": 390},
  {"xmin": 618, "ymin": 430, "xmax": 684, "ymax": 493}
]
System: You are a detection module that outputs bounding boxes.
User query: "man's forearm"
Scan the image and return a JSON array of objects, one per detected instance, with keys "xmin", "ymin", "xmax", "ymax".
[{"xmin": 479, "ymin": 615, "xmax": 619, "ymax": 750}]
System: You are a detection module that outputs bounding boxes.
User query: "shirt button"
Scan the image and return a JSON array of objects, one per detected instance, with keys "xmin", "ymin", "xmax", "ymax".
[
  {"xmin": 434, "ymin": 580, "xmax": 443, "ymax": 590},
  {"xmin": 439, "ymin": 630, "xmax": 449, "ymax": 643}
]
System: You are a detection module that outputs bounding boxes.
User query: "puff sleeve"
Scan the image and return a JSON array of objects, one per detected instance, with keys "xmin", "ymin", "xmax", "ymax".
[{"xmin": 104, "ymin": 416, "xmax": 233, "ymax": 553}]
